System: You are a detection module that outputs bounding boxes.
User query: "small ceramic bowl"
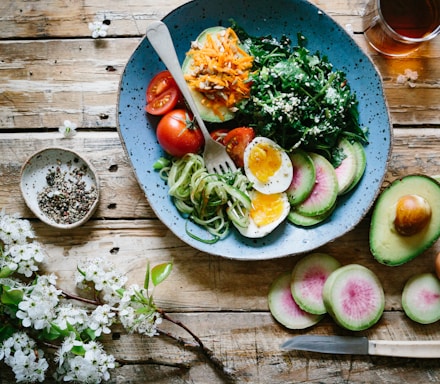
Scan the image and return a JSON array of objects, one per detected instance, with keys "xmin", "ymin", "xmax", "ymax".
[{"xmin": 20, "ymin": 147, "xmax": 100, "ymax": 229}]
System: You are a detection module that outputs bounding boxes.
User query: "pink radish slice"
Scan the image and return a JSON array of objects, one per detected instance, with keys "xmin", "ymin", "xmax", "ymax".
[
  {"xmin": 402, "ymin": 273, "xmax": 440, "ymax": 324},
  {"xmin": 291, "ymin": 253, "xmax": 341, "ymax": 315},
  {"xmin": 286, "ymin": 150, "xmax": 316, "ymax": 206},
  {"xmin": 334, "ymin": 138, "xmax": 357, "ymax": 195},
  {"xmin": 296, "ymin": 153, "xmax": 338, "ymax": 217},
  {"xmin": 323, "ymin": 264, "xmax": 384, "ymax": 331},
  {"xmin": 268, "ymin": 271, "xmax": 323, "ymax": 329}
]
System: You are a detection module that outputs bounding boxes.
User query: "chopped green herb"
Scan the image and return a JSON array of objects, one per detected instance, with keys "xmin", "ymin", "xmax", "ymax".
[{"xmin": 232, "ymin": 22, "xmax": 368, "ymax": 166}]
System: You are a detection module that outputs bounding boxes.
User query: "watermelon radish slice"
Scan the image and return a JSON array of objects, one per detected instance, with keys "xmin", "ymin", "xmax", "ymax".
[
  {"xmin": 287, "ymin": 203, "xmax": 335, "ymax": 227},
  {"xmin": 295, "ymin": 153, "xmax": 338, "ymax": 217},
  {"xmin": 323, "ymin": 264, "xmax": 385, "ymax": 331},
  {"xmin": 334, "ymin": 138, "xmax": 357, "ymax": 195},
  {"xmin": 345, "ymin": 141, "xmax": 367, "ymax": 193},
  {"xmin": 268, "ymin": 271, "xmax": 324, "ymax": 329},
  {"xmin": 286, "ymin": 150, "xmax": 316, "ymax": 206},
  {"xmin": 402, "ymin": 273, "xmax": 440, "ymax": 324},
  {"xmin": 291, "ymin": 253, "xmax": 341, "ymax": 315}
]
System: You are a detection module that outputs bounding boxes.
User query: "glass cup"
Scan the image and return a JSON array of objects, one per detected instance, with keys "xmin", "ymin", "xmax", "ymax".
[{"xmin": 363, "ymin": 0, "xmax": 440, "ymax": 56}]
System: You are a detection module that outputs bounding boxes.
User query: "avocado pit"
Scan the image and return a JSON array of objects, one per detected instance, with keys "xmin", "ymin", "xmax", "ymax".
[{"xmin": 394, "ymin": 194, "xmax": 432, "ymax": 236}]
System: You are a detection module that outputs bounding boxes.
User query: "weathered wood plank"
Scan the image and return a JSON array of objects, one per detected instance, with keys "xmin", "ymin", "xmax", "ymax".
[
  {"xmin": 0, "ymin": 0, "xmax": 367, "ymax": 39},
  {"xmin": 0, "ymin": 38, "xmax": 140, "ymax": 129},
  {"xmin": 0, "ymin": 18, "xmax": 439, "ymax": 129},
  {"xmin": 1, "ymin": 312, "xmax": 439, "ymax": 383},
  {"xmin": 1, "ymin": 130, "xmax": 439, "ymax": 311},
  {"xmin": 21, "ymin": 216, "xmax": 438, "ymax": 313},
  {"xmin": 0, "ymin": 0, "xmax": 187, "ymax": 39},
  {"xmin": 1, "ymin": 129, "xmax": 440, "ymax": 219}
]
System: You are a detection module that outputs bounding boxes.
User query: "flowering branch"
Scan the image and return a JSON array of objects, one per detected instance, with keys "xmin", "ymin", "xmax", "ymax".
[{"xmin": 0, "ymin": 211, "xmax": 235, "ymax": 383}]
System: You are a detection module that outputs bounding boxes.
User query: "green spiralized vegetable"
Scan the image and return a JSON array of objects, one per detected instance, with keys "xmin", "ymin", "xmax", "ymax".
[{"xmin": 161, "ymin": 153, "xmax": 252, "ymax": 243}]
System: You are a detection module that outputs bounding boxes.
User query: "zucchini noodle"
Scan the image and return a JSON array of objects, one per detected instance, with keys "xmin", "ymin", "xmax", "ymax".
[{"xmin": 159, "ymin": 153, "xmax": 252, "ymax": 243}]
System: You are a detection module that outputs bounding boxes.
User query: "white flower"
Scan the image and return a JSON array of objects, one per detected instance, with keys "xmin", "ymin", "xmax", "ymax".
[
  {"xmin": 1, "ymin": 332, "xmax": 48, "ymax": 383},
  {"xmin": 88, "ymin": 304, "xmax": 115, "ymax": 337},
  {"xmin": 53, "ymin": 303, "xmax": 89, "ymax": 331},
  {"xmin": 55, "ymin": 338, "xmax": 115, "ymax": 382},
  {"xmin": 16, "ymin": 274, "xmax": 61, "ymax": 330},
  {"xmin": 76, "ymin": 258, "xmax": 127, "ymax": 305},
  {"xmin": 88, "ymin": 20, "xmax": 109, "ymax": 39},
  {"xmin": 397, "ymin": 69, "xmax": 419, "ymax": 88},
  {"xmin": 118, "ymin": 285, "xmax": 162, "ymax": 336},
  {"xmin": 58, "ymin": 119, "xmax": 77, "ymax": 138},
  {"xmin": 0, "ymin": 211, "xmax": 34, "ymax": 245},
  {"xmin": 6, "ymin": 242, "xmax": 46, "ymax": 277}
]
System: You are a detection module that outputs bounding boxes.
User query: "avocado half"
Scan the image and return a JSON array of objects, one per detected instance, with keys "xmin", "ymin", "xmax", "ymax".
[
  {"xmin": 182, "ymin": 26, "xmax": 237, "ymax": 123},
  {"xmin": 369, "ymin": 174, "xmax": 440, "ymax": 266}
]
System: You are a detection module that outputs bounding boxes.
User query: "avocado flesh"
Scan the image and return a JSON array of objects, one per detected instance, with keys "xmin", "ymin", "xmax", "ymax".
[
  {"xmin": 182, "ymin": 26, "xmax": 237, "ymax": 123},
  {"xmin": 370, "ymin": 175, "xmax": 440, "ymax": 266}
]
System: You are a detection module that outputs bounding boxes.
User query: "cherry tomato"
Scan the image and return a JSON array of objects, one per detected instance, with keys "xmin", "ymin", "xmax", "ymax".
[
  {"xmin": 156, "ymin": 109, "xmax": 204, "ymax": 157},
  {"xmin": 210, "ymin": 129, "xmax": 230, "ymax": 144},
  {"xmin": 223, "ymin": 127, "xmax": 255, "ymax": 168},
  {"xmin": 145, "ymin": 70, "xmax": 181, "ymax": 115}
]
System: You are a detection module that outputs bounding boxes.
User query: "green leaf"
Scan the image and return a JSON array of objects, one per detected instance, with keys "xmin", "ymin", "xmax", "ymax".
[
  {"xmin": 0, "ymin": 324, "xmax": 16, "ymax": 342},
  {"xmin": 144, "ymin": 261, "xmax": 150, "ymax": 290},
  {"xmin": 83, "ymin": 328, "xmax": 96, "ymax": 341},
  {"xmin": 1, "ymin": 287, "xmax": 23, "ymax": 305},
  {"xmin": 151, "ymin": 262, "xmax": 173, "ymax": 287},
  {"xmin": 76, "ymin": 265, "xmax": 86, "ymax": 277},
  {"xmin": 41, "ymin": 324, "xmax": 64, "ymax": 341},
  {"xmin": 71, "ymin": 345, "xmax": 86, "ymax": 356},
  {"xmin": 0, "ymin": 266, "xmax": 14, "ymax": 278}
]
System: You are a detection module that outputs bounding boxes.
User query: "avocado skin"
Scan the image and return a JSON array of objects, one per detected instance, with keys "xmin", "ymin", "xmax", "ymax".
[{"xmin": 369, "ymin": 174, "xmax": 440, "ymax": 266}]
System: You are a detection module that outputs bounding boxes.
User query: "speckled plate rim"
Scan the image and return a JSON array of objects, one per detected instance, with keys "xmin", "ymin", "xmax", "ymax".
[
  {"xmin": 117, "ymin": 0, "xmax": 392, "ymax": 260},
  {"xmin": 20, "ymin": 147, "xmax": 100, "ymax": 229}
]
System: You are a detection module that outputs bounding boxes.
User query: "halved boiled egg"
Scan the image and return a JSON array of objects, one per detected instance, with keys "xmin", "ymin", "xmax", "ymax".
[
  {"xmin": 243, "ymin": 137, "xmax": 293, "ymax": 194},
  {"xmin": 235, "ymin": 189, "xmax": 290, "ymax": 238}
]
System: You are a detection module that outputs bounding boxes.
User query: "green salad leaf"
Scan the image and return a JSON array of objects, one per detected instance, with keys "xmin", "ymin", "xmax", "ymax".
[{"xmin": 232, "ymin": 22, "xmax": 368, "ymax": 165}]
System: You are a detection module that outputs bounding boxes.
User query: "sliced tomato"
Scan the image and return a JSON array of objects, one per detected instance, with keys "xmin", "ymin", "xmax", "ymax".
[
  {"xmin": 145, "ymin": 87, "xmax": 180, "ymax": 115},
  {"xmin": 156, "ymin": 109, "xmax": 204, "ymax": 157},
  {"xmin": 223, "ymin": 127, "xmax": 255, "ymax": 168},
  {"xmin": 210, "ymin": 129, "xmax": 230, "ymax": 145},
  {"xmin": 145, "ymin": 70, "xmax": 181, "ymax": 115}
]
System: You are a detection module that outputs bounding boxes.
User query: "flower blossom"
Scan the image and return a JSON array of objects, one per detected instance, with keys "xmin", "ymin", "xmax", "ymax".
[
  {"xmin": 118, "ymin": 284, "xmax": 163, "ymax": 336},
  {"xmin": 54, "ymin": 334, "xmax": 115, "ymax": 383},
  {"xmin": 76, "ymin": 257, "xmax": 127, "ymax": 306},
  {"xmin": 88, "ymin": 20, "xmax": 109, "ymax": 39},
  {"xmin": 0, "ymin": 332, "xmax": 49, "ymax": 383},
  {"xmin": 59, "ymin": 119, "xmax": 77, "ymax": 138},
  {"xmin": 0, "ymin": 211, "xmax": 34, "ymax": 246},
  {"xmin": 397, "ymin": 69, "xmax": 419, "ymax": 88},
  {"xmin": 15, "ymin": 274, "xmax": 62, "ymax": 331}
]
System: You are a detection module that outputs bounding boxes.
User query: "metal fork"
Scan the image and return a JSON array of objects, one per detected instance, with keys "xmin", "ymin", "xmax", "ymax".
[{"xmin": 146, "ymin": 21, "xmax": 237, "ymax": 174}]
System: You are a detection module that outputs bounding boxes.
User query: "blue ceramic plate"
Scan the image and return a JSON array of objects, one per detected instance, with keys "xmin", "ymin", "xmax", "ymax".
[{"xmin": 117, "ymin": 0, "xmax": 391, "ymax": 260}]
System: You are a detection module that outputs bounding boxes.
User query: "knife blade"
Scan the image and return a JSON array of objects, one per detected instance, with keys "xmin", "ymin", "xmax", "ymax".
[{"xmin": 281, "ymin": 335, "xmax": 440, "ymax": 358}]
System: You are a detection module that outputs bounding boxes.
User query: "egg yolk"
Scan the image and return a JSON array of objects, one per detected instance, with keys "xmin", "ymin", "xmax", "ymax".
[
  {"xmin": 250, "ymin": 191, "xmax": 285, "ymax": 227},
  {"xmin": 248, "ymin": 142, "xmax": 282, "ymax": 183}
]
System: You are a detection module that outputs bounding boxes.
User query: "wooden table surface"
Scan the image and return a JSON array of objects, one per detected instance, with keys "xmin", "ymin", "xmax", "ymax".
[{"xmin": 1, "ymin": 0, "xmax": 439, "ymax": 383}]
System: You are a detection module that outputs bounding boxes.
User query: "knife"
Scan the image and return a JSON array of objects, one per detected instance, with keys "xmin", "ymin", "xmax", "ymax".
[{"xmin": 281, "ymin": 335, "xmax": 440, "ymax": 358}]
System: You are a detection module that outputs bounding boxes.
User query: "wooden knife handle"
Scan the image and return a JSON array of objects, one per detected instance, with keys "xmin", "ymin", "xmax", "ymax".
[{"xmin": 369, "ymin": 340, "xmax": 440, "ymax": 358}]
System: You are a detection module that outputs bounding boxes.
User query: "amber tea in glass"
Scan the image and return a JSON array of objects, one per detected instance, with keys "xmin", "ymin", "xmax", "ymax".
[{"xmin": 363, "ymin": 0, "xmax": 440, "ymax": 56}]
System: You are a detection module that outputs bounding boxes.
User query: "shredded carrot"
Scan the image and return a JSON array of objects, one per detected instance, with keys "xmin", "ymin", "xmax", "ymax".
[{"xmin": 184, "ymin": 27, "xmax": 253, "ymax": 120}]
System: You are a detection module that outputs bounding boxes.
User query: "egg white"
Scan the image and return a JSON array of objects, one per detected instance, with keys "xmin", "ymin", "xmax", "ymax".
[
  {"xmin": 243, "ymin": 137, "xmax": 293, "ymax": 194},
  {"xmin": 235, "ymin": 189, "xmax": 290, "ymax": 238}
]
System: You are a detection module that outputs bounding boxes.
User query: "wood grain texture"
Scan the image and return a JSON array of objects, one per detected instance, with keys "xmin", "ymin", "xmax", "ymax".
[
  {"xmin": 1, "ymin": 1, "xmax": 440, "ymax": 383},
  {"xmin": 0, "ymin": 3, "xmax": 439, "ymax": 128}
]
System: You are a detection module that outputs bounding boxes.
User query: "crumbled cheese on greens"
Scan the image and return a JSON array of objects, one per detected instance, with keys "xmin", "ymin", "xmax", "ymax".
[{"xmin": 232, "ymin": 23, "xmax": 368, "ymax": 166}]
